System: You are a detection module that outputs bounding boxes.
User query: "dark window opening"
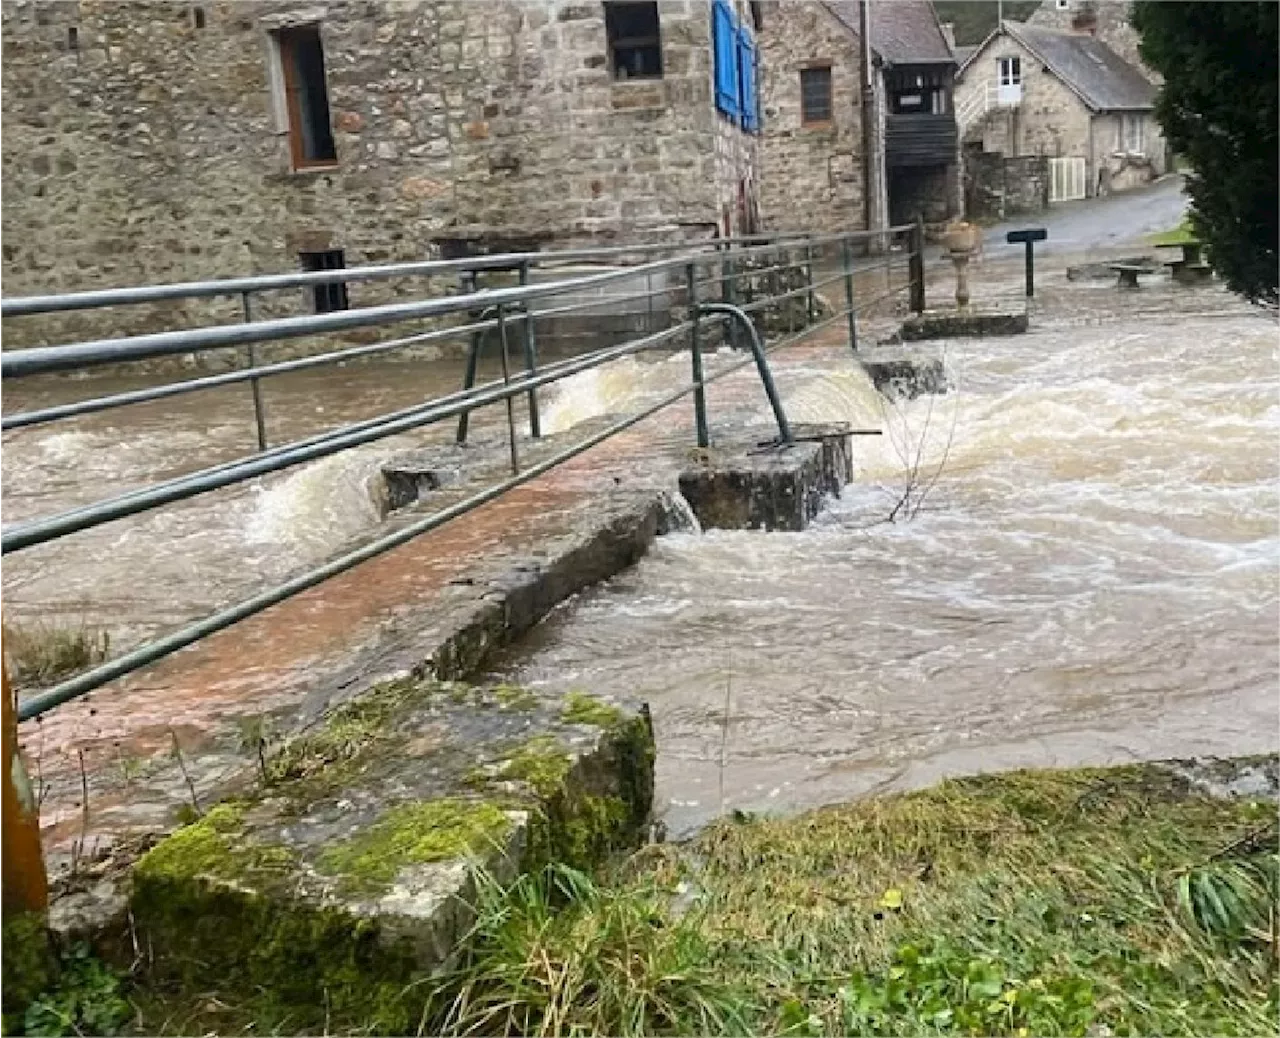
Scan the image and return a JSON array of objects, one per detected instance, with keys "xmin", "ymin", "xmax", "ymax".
[
  {"xmin": 800, "ymin": 66, "xmax": 832, "ymax": 124},
  {"xmin": 605, "ymin": 2, "xmax": 663, "ymax": 80},
  {"xmin": 300, "ymin": 249, "xmax": 348, "ymax": 313},
  {"xmin": 193, "ymin": 7, "xmax": 206, "ymax": 29},
  {"xmin": 750, "ymin": 1, "xmax": 764, "ymax": 32},
  {"xmin": 67, "ymin": 26, "xmax": 78, "ymax": 49},
  {"xmin": 278, "ymin": 25, "xmax": 337, "ymax": 169}
]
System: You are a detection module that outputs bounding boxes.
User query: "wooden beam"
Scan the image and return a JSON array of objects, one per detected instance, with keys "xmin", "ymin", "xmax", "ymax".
[{"xmin": 2, "ymin": 649, "xmax": 48, "ymax": 915}]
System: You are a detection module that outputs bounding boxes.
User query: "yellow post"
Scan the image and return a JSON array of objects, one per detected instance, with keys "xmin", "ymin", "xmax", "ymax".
[{"xmin": 2, "ymin": 650, "xmax": 48, "ymax": 914}]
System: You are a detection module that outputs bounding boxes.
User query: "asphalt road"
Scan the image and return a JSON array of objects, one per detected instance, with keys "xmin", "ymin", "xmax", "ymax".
[{"xmin": 982, "ymin": 174, "xmax": 1189, "ymax": 257}]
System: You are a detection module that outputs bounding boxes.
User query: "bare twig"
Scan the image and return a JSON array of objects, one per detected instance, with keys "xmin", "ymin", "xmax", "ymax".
[{"xmin": 169, "ymin": 727, "xmax": 201, "ymax": 817}]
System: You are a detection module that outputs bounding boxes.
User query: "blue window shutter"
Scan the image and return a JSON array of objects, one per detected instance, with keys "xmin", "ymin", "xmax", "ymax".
[
  {"xmin": 737, "ymin": 29, "xmax": 758, "ymax": 132},
  {"xmin": 713, "ymin": 0, "xmax": 739, "ymax": 118}
]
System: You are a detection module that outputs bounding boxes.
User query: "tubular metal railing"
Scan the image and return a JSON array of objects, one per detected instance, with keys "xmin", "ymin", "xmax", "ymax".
[{"xmin": 2, "ymin": 223, "xmax": 923, "ymax": 722}]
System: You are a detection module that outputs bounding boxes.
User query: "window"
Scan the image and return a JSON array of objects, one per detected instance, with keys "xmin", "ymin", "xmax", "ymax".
[
  {"xmin": 193, "ymin": 7, "xmax": 206, "ymax": 29},
  {"xmin": 800, "ymin": 66, "xmax": 832, "ymax": 124},
  {"xmin": 1120, "ymin": 113, "xmax": 1144, "ymax": 154},
  {"xmin": 300, "ymin": 250, "xmax": 348, "ymax": 313},
  {"xmin": 276, "ymin": 25, "xmax": 337, "ymax": 170},
  {"xmin": 712, "ymin": 0, "xmax": 740, "ymax": 117},
  {"xmin": 1056, "ymin": 0, "xmax": 1070, "ymax": 9},
  {"xmin": 605, "ymin": 2, "xmax": 662, "ymax": 79},
  {"xmin": 997, "ymin": 56, "xmax": 1022, "ymax": 86},
  {"xmin": 750, "ymin": 1, "xmax": 764, "ymax": 32}
]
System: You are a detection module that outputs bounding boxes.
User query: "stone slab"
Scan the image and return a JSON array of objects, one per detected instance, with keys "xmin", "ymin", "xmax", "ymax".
[
  {"xmin": 897, "ymin": 310, "xmax": 1029, "ymax": 341},
  {"xmin": 678, "ymin": 423, "xmax": 853, "ymax": 532},
  {"xmin": 859, "ymin": 345, "xmax": 949, "ymax": 400}
]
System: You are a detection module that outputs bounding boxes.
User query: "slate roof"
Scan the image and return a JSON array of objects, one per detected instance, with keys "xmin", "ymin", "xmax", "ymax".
[
  {"xmin": 952, "ymin": 44, "xmax": 977, "ymax": 67},
  {"xmin": 1003, "ymin": 22, "xmax": 1156, "ymax": 110},
  {"xmin": 825, "ymin": 1, "xmax": 956, "ymax": 65}
]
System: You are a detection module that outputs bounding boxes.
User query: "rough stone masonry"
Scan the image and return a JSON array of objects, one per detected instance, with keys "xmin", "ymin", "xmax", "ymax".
[{"xmin": 3, "ymin": 0, "xmax": 860, "ymax": 349}]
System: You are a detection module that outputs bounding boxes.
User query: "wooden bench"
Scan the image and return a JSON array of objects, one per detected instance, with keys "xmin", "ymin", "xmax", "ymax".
[{"xmin": 1109, "ymin": 263, "xmax": 1156, "ymax": 289}]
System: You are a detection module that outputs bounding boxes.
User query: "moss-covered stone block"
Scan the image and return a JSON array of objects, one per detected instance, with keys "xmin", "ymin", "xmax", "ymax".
[
  {"xmin": 128, "ymin": 679, "xmax": 655, "ymax": 1029},
  {"xmin": 1, "ymin": 910, "xmax": 55, "ymax": 1022}
]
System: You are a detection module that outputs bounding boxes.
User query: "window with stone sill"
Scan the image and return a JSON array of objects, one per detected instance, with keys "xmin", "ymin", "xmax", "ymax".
[
  {"xmin": 275, "ymin": 24, "xmax": 337, "ymax": 170},
  {"xmin": 800, "ymin": 66, "xmax": 832, "ymax": 125},
  {"xmin": 605, "ymin": 2, "xmax": 663, "ymax": 80}
]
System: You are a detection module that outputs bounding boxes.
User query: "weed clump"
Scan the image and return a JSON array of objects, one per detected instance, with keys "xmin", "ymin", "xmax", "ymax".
[{"xmin": 2, "ymin": 622, "xmax": 109, "ymax": 688}]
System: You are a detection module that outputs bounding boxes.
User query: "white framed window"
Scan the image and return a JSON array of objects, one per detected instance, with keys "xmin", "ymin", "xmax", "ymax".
[
  {"xmin": 997, "ymin": 56, "xmax": 1021, "ymax": 86},
  {"xmin": 1056, "ymin": 0, "xmax": 1070, "ymax": 10},
  {"xmin": 1120, "ymin": 113, "xmax": 1145, "ymax": 154}
]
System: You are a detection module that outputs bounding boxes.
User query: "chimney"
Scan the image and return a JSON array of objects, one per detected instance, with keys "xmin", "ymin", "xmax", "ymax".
[
  {"xmin": 1070, "ymin": 0, "xmax": 1099, "ymax": 35},
  {"xmin": 940, "ymin": 21, "xmax": 957, "ymax": 52}
]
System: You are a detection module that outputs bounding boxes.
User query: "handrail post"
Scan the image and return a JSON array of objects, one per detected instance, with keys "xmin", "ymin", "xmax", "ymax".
[
  {"xmin": 804, "ymin": 242, "xmax": 815, "ymax": 324},
  {"xmin": 241, "ymin": 292, "xmax": 269, "ymax": 451},
  {"xmin": 909, "ymin": 216, "xmax": 926, "ymax": 314},
  {"xmin": 842, "ymin": 238, "xmax": 859, "ymax": 353},
  {"xmin": 720, "ymin": 238, "xmax": 740, "ymax": 350},
  {"xmin": 456, "ymin": 271, "xmax": 481, "ymax": 444},
  {"xmin": 517, "ymin": 261, "xmax": 541, "ymax": 439},
  {"xmin": 496, "ymin": 303, "xmax": 520, "ymax": 475},
  {"xmin": 686, "ymin": 262, "xmax": 710, "ymax": 449},
  {"xmin": 3, "ymin": 653, "xmax": 48, "ymax": 917}
]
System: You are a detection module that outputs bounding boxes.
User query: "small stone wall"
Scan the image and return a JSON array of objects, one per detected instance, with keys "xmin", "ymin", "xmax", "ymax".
[{"xmin": 964, "ymin": 149, "xmax": 1049, "ymax": 221}]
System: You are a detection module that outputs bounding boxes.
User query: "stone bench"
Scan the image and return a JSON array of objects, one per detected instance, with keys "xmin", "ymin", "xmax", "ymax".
[
  {"xmin": 1164, "ymin": 258, "xmax": 1213, "ymax": 285},
  {"xmin": 1109, "ymin": 263, "xmax": 1158, "ymax": 289}
]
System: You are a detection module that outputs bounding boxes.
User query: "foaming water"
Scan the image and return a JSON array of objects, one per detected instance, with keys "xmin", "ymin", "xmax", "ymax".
[
  {"xmin": 540, "ymin": 350, "xmax": 737, "ymax": 434},
  {"xmin": 492, "ymin": 301, "xmax": 1280, "ymax": 835}
]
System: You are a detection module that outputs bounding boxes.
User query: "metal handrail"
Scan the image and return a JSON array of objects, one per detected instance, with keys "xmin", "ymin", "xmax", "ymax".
[
  {"xmin": 5, "ymin": 225, "xmax": 924, "ymax": 721},
  {"xmin": 0, "ymin": 230, "xmax": 845, "ymax": 318},
  {"xmin": 1, "ymin": 231, "xmax": 900, "ymax": 378}
]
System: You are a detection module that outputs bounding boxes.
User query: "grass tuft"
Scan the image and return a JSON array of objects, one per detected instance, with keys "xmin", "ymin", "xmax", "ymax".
[{"xmin": 2, "ymin": 622, "xmax": 109, "ymax": 689}]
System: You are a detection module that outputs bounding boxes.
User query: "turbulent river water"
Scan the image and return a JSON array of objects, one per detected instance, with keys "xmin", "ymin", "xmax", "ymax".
[
  {"xmin": 492, "ymin": 287, "xmax": 1280, "ymax": 834},
  {"xmin": 3, "ymin": 271, "xmax": 1277, "ymax": 837}
]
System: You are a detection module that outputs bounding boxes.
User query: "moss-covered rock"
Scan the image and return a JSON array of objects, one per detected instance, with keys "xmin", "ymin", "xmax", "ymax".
[
  {"xmin": 126, "ymin": 679, "xmax": 656, "ymax": 1032},
  {"xmin": 1, "ymin": 911, "xmax": 55, "ymax": 1023},
  {"xmin": 317, "ymin": 800, "xmax": 512, "ymax": 894}
]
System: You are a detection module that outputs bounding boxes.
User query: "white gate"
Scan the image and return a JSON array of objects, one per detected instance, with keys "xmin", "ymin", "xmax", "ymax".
[{"xmin": 1049, "ymin": 157, "xmax": 1087, "ymax": 203}]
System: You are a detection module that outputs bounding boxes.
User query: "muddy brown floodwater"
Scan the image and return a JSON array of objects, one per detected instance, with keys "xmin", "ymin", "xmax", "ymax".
[
  {"xmin": 3, "ymin": 257, "xmax": 1277, "ymax": 844},
  {"xmin": 488, "ymin": 272, "xmax": 1280, "ymax": 835}
]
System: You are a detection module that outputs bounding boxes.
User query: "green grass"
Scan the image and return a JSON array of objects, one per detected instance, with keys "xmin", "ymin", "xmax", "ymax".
[
  {"xmin": 1149, "ymin": 217, "xmax": 1199, "ymax": 247},
  {"xmin": 423, "ymin": 764, "xmax": 1277, "ymax": 1037},
  {"xmin": 29, "ymin": 762, "xmax": 1276, "ymax": 1036}
]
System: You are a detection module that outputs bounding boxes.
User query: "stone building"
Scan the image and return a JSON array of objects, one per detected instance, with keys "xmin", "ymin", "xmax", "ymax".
[
  {"xmin": 754, "ymin": 0, "xmax": 959, "ymax": 236},
  {"xmin": 2, "ymin": 0, "xmax": 967, "ymax": 349},
  {"xmin": 2, "ymin": 0, "xmax": 768, "ymax": 345},
  {"xmin": 954, "ymin": 16, "xmax": 1165, "ymax": 203}
]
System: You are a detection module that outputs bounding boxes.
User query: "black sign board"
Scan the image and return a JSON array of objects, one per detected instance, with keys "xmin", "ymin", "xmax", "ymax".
[{"xmin": 1005, "ymin": 228, "xmax": 1048, "ymax": 296}]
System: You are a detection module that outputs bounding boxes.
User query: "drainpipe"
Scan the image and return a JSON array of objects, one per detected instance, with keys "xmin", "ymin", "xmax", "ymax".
[{"xmin": 859, "ymin": 0, "xmax": 879, "ymax": 243}]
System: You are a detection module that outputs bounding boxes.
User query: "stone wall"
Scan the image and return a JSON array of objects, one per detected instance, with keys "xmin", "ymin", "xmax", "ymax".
[
  {"xmin": 1, "ymin": 0, "xmax": 756, "ymax": 350},
  {"xmin": 755, "ymin": 2, "xmax": 864, "ymax": 233},
  {"xmin": 963, "ymin": 148, "xmax": 1048, "ymax": 219},
  {"xmin": 1090, "ymin": 109, "xmax": 1167, "ymax": 192}
]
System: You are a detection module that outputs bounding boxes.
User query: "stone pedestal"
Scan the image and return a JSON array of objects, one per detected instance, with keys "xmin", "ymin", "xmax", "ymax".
[{"xmin": 678, "ymin": 423, "xmax": 855, "ymax": 532}]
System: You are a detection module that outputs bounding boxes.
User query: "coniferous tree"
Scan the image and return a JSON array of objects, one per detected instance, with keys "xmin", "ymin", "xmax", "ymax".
[{"xmin": 1132, "ymin": 1, "xmax": 1278, "ymax": 306}]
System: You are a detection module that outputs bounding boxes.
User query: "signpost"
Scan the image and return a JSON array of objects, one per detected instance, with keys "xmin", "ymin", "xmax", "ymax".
[{"xmin": 1006, "ymin": 227, "xmax": 1047, "ymax": 298}]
